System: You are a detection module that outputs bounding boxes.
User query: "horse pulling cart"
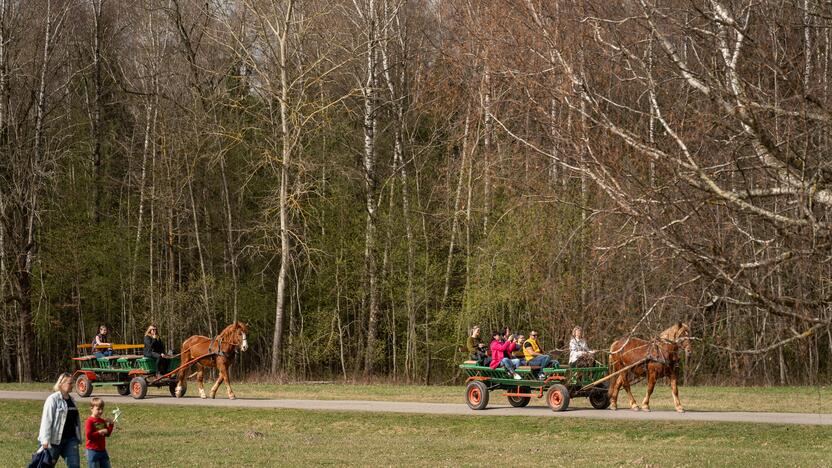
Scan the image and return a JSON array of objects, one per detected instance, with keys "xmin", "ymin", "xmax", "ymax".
[
  {"xmin": 71, "ymin": 322, "xmax": 249, "ymax": 401},
  {"xmin": 72, "ymin": 344, "xmax": 189, "ymax": 399},
  {"xmin": 459, "ymin": 362, "xmax": 611, "ymax": 411}
]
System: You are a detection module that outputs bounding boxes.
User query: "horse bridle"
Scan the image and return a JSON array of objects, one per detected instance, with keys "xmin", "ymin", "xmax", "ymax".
[{"xmin": 208, "ymin": 329, "xmax": 249, "ymax": 357}]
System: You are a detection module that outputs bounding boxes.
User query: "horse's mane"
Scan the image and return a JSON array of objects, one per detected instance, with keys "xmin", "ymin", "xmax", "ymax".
[
  {"xmin": 659, "ymin": 322, "xmax": 688, "ymax": 340},
  {"xmin": 217, "ymin": 322, "xmax": 247, "ymax": 341}
]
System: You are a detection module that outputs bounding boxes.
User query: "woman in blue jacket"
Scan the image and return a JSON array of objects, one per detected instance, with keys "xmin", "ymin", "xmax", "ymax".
[{"xmin": 38, "ymin": 372, "xmax": 81, "ymax": 468}]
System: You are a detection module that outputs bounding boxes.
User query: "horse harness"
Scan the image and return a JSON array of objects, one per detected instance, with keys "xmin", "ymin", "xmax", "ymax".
[
  {"xmin": 207, "ymin": 336, "xmax": 240, "ymax": 358},
  {"xmin": 618, "ymin": 338, "xmax": 682, "ymax": 382},
  {"xmin": 646, "ymin": 340, "xmax": 672, "ymax": 366}
]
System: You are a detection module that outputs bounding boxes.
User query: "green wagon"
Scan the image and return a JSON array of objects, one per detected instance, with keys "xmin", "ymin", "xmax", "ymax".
[
  {"xmin": 459, "ymin": 362, "xmax": 611, "ymax": 411},
  {"xmin": 72, "ymin": 344, "xmax": 184, "ymax": 399}
]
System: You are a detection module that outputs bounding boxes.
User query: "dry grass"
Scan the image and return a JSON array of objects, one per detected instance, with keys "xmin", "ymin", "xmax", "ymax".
[{"xmin": 2, "ymin": 400, "xmax": 831, "ymax": 467}]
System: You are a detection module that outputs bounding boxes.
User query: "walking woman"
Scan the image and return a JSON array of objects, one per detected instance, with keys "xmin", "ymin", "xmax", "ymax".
[{"xmin": 38, "ymin": 372, "xmax": 81, "ymax": 468}]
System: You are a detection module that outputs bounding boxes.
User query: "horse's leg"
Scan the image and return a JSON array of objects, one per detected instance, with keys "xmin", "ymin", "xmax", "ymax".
[
  {"xmin": 671, "ymin": 369, "xmax": 684, "ymax": 413},
  {"xmin": 175, "ymin": 365, "xmax": 188, "ymax": 397},
  {"xmin": 175, "ymin": 349, "xmax": 188, "ymax": 397},
  {"xmin": 210, "ymin": 360, "xmax": 224, "ymax": 399},
  {"xmin": 641, "ymin": 368, "xmax": 656, "ymax": 412},
  {"xmin": 197, "ymin": 365, "xmax": 207, "ymax": 399},
  {"xmin": 222, "ymin": 364, "xmax": 235, "ymax": 399},
  {"xmin": 609, "ymin": 374, "xmax": 621, "ymax": 411},
  {"xmin": 623, "ymin": 377, "xmax": 639, "ymax": 410}
]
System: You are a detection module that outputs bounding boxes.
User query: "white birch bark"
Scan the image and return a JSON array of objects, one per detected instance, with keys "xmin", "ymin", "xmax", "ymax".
[{"xmin": 271, "ymin": 0, "xmax": 294, "ymax": 374}]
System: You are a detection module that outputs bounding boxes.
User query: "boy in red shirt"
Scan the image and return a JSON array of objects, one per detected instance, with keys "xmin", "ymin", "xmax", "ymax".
[{"xmin": 85, "ymin": 397, "xmax": 115, "ymax": 468}]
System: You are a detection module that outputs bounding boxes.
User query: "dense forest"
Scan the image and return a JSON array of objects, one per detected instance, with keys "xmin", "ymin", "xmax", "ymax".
[{"xmin": 1, "ymin": 0, "xmax": 831, "ymax": 385}]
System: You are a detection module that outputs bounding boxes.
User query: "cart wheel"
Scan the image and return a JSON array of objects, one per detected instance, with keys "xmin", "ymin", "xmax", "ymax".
[
  {"xmin": 465, "ymin": 381, "xmax": 489, "ymax": 410},
  {"xmin": 589, "ymin": 388, "xmax": 611, "ymax": 409},
  {"xmin": 546, "ymin": 384, "xmax": 570, "ymax": 412},
  {"xmin": 507, "ymin": 386, "xmax": 531, "ymax": 407},
  {"xmin": 75, "ymin": 374, "xmax": 93, "ymax": 398},
  {"xmin": 130, "ymin": 377, "xmax": 148, "ymax": 399},
  {"xmin": 116, "ymin": 385, "xmax": 129, "ymax": 396},
  {"xmin": 169, "ymin": 383, "xmax": 186, "ymax": 398}
]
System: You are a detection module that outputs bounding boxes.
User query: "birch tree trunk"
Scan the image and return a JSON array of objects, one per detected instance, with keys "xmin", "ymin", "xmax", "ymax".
[
  {"xmin": 359, "ymin": 0, "xmax": 381, "ymax": 376},
  {"xmin": 441, "ymin": 111, "xmax": 471, "ymax": 309},
  {"xmin": 271, "ymin": 0, "xmax": 294, "ymax": 375},
  {"xmin": 380, "ymin": 0, "xmax": 416, "ymax": 379},
  {"xmin": 89, "ymin": 0, "xmax": 103, "ymax": 223}
]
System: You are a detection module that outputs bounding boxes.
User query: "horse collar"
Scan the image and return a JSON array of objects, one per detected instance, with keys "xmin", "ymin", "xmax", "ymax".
[{"xmin": 209, "ymin": 336, "xmax": 227, "ymax": 357}]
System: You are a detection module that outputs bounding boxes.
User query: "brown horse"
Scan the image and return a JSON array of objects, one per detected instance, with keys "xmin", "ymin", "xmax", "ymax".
[
  {"xmin": 175, "ymin": 322, "xmax": 249, "ymax": 400},
  {"xmin": 607, "ymin": 322, "xmax": 692, "ymax": 412}
]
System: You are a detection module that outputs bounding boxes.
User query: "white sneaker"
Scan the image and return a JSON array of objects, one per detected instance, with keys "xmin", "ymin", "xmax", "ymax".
[{"xmin": 513, "ymin": 373, "xmax": 522, "ymax": 380}]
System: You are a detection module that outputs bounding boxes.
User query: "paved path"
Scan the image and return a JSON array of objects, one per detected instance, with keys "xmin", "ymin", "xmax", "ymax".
[{"xmin": 2, "ymin": 390, "xmax": 829, "ymax": 426}]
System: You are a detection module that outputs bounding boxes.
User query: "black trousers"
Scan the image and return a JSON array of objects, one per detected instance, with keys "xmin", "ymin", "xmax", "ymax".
[{"xmin": 146, "ymin": 352, "xmax": 169, "ymax": 375}]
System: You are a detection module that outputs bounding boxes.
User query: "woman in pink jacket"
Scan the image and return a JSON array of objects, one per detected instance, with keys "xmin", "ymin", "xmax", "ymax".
[{"xmin": 489, "ymin": 331, "xmax": 522, "ymax": 380}]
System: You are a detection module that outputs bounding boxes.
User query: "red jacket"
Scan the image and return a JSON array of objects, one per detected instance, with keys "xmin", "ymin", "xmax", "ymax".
[
  {"xmin": 489, "ymin": 340, "xmax": 515, "ymax": 369},
  {"xmin": 85, "ymin": 417, "xmax": 114, "ymax": 451}
]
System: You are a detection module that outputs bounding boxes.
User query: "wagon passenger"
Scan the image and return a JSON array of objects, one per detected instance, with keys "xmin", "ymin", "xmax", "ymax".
[
  {"xmin": 511, "ymin": 334, "xmax": 527, "ymax": 360},
  {"xmin": 38, "ymin": 372, "xmax": 81, "ymax": 468},
  {"xmin": 569, "ymin": 326, "xmax": 595, "ymax": 367},
  {"xmin": 466, "ymin": 326, "xmax": 482, "ymax": 354},
  {"xmin": 489, "ymin": 331, "xmax": 521, "ymax": 380},
  {"xmin": 523, "ymin": 331, "xmax": 555, "ymax": 377},
  {"xmin": 143, "ymin": 325, "xmax": 169, "ymax": 377},
  {"xmin": 92, "ymin": 325, "xmax": 113, "ymax": 358},
  {"xmin": 467, "ymin": 326, "xmax": 490, "ymax": 366}
]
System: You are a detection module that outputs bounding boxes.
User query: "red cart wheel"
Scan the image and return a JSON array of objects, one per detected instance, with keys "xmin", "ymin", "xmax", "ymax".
[
  {"xmin": 507, "ymin": 386, "xmax": 531, "ymax": 407},
  {"xmin": 546, "ymin": 384, "xmax": 570, "ymax": 412},
  {"xmin": 130, "ymin": 376, "xmax": 148, "ymax": 399},
  {"xmin": 75, "ymin": 374, "xmax": 93, "ymax": 398},
  {"xmin": 465, "ymin": 381, "xmax": 489, "ymax": 410}
]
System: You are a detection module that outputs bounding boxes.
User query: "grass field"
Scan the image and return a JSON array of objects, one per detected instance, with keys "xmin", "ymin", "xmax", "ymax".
[
  {"xmin": 1, "ymin": 399, "xmax": 830, "ymax": 467},
  {"xmin": 1, "ymin": 381, "xmax": 830, "ymax": 413}
]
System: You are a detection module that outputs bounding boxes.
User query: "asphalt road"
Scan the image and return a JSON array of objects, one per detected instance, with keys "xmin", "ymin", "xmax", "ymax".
[{"xmin": 2, "ymin": 390, "xmax": 829, "ymax": 426}]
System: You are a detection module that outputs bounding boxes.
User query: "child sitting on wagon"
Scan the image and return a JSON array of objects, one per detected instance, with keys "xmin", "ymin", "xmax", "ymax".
[
  {"xmin": 91, "ymin": 325, "xmax": 113, "ymax": 358},
  {"xmin": 85, "ymin": 397, "xmax": 115, "ymax": 468}
]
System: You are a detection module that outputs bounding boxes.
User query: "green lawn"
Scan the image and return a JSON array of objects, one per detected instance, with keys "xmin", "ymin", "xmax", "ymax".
[
  {"xmin": 1, "ymin": 400, "xmax": 829, "ymax": 466},
  {"xmin": 1, "ymin": 381, "xmax": 830, "ymax": 413}
]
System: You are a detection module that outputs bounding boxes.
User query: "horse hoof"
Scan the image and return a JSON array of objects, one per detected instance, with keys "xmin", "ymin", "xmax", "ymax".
[
  {"xmin": 229, "ymin": 395, "xmax": 236, "ymax": 400},
  {"xmin": 641, "ymin": 407, "xmax": 651, "ymax": 412},
  {"xmin": 676, "ymin": 408, "xmax": 685, "ymax": 413},
  {"xmin": 609, "ymin": 407, "xmax": 617, "ymax": 411},
  {"xmin": 630, "ymin": 406, "xmax": 640, "ymax": 411}
]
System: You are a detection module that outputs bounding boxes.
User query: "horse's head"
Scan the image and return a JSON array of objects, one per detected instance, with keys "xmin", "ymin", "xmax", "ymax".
[
  {"xmin": 220, "ymin": 322, "xmax": 249, "ymax": 352},
  {"xmin": 661, "ymin": 322, "xmax": 692, "ymax": 355},
  {"xmin": 236, "ymin": 322, "xmax": 249, "ymax": 352}
]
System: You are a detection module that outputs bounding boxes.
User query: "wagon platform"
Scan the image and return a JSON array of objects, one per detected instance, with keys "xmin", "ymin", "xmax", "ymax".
[{"xmin": 460, "ymin": 361, "xmax": 611, "ymax": 412}]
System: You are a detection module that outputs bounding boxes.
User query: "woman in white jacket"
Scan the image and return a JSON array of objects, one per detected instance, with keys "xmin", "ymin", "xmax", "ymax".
[
  {"xmin": 569, "ymin": 326, "xmax": 595, "ymax": 367},
  {"xmin": 38, "ymin": 372, "xmax": 81, "ymax": 468}
]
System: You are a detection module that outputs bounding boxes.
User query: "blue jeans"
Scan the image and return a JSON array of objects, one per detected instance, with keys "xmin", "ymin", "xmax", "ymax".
[
  {"xmin": 86, "ymin": 449, "xmax": 111, "ymax": 468},
  {"xmin": 500, "ymin": 357, "xmax": 520, "ymax": 373},
  {"xmin": 528, "ymin": 354, "xmax": 552, "ymax": 369},
  {"xmin": 48, "ymin": 437, "xmax": 80, "ymax": 468},
  {"xmin": 93, "ymin": 350, "xmax": 112, "ymax": 358}
]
